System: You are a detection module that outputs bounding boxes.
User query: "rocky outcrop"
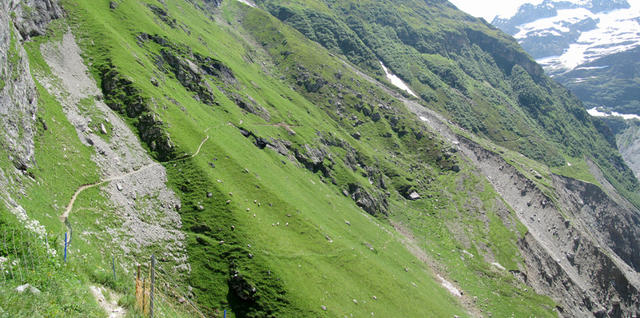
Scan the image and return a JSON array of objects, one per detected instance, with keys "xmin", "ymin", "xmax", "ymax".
[
  {"xmin": 158, "ymin": 48, "xmax": 216, "ymax": 106},
  {"xmin": 553, "ymin": 175, "xmax": 640, "ymax": 272},
  {"xmin": 0, "ymin": 0, "xmax": 51, "ymax": 172},
  {"xmin": 617, "ymin": 123, "xmax": 640, "ymax": 180},
  {"xmin": 10, "ymin": 0, "xmax": 63, "ymax": 40},
  {"xmin": 147, "ymin": 4, "xmax": 176, "ymax": 28},
  {"xmin": 101, "ymin": 64, "xmax": 176, "ymax": 160},
  {"xmin": 465, "ymin": 28, "xmax": 545, "ymax": 82},
  {"xmin": 346, "ymin": 183, "xmax": 388, "ymax": 216},
  {"xmin": 139, "ymin": 32, "xmax": 265, "ymax": 120}
]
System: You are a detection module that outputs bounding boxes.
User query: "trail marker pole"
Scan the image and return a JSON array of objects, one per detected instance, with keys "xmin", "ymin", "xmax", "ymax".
[
  {"xmin": 112, "ymin": 255, "xmax": 116, "ymax": 281},
  {"xmin": 64, "ymin": 232, "xmax": 68, "ymax": 263},
  {"xmin": 150, "ymin": 254, "xmax": 155, "ymax": 318}
]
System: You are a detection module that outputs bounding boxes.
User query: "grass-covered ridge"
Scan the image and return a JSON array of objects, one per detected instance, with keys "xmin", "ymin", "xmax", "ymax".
[{"xmin": 254, "ymin": 0, "xmax": 640, "ymax": 208}]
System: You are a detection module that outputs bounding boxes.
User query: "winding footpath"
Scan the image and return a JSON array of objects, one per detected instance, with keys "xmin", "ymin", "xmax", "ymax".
[{"xmin": 59, "ymin": 135, "xmax": 210, "ymax": 229}]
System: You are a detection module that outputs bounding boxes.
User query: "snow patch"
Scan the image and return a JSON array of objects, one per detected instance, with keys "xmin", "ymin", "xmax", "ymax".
[
  {"xmin": 588, "ymin": 107, "xmax": 640, "ymax": 120},
  {"xmin": 235, "ymin": 0, "xmax": 256, "ymax": 7},
  {"xmin": 437, "ymin": 274, "xmax": 462, "ymax": 297},
  {"xmin": 379, "ymin": 61, "xmax": 418, "ymax": 97},
  {"xmin": 491, "ymin": 262, "xmax": 506, "ymax": 271},
  {"xmin": 574, "ymin": 65, "xmax": 609, "ymax": 71}
]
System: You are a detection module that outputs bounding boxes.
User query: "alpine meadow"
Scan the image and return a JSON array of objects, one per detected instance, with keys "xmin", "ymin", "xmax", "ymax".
[{"xmin": 0, "ymin": 0, "xmax": 639, "ymax": 317}]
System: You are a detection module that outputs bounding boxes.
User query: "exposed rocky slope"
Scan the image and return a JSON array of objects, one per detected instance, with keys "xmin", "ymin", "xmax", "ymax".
[
  {"xmin": 617, "ymin": 122, "xmax": 640, "ymax": 180},
  {"xmin": 1, "ymin": 0, "xmax": 640, "ymax": 317},
  {"xmin": 38, "ymin": 31, "xmax": 186, "ymax": 268}
]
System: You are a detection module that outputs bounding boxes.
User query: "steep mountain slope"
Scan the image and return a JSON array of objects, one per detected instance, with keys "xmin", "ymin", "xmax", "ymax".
[
  {"xmin": 255, "ymin": 0, "xmax": 640, "ymax": 210},
  {"xmin": 1, "ymin": 0, "xmax": 639, "ymax": 317},
  {"xmin": 491, "ymin": 0, "xmax": 640, "ymax": 187}
]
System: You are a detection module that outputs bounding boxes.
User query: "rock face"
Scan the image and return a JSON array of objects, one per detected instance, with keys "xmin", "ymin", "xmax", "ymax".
[
  {"xmin": 0, "ymin": 0, "xmax": 45, "ymax": 171},
  {"xmin": 11, "ymin": 0, "xmax": 64, "ymax": 40},
  {"xmin": 617, "ymin": 123, "xmax": 640, "ymax": 180}
]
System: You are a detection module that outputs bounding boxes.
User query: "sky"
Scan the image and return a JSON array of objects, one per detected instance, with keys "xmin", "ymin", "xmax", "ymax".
[{"xmin": 449, "ymin": 0, "xmax": 640, "ymax": 21}]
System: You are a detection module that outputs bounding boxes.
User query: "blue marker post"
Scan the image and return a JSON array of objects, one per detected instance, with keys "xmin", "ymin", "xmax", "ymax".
[
  {"xmin": 64, "ymin": 232, "xmax": 68, "ymax": 262},
  {"xmin": 224, "ymin": 309, "xmax": 226, "ymax": 318}
]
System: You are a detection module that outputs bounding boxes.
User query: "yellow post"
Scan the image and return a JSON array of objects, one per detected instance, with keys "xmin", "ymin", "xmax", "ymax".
[{"xmin": 136, "ymin": 265, "xmax": 142, "ymax": 311}]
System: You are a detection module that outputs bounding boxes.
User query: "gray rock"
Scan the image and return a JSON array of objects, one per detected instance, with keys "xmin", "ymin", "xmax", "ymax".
[
  {"xmin": 29, "ymin": 286, "xmax": 41, "ymax": 294},
  {"xmin": 15, "ymin": 284, "xmax": 30, "ymax": 293},
  {"xmin": 0, "ymin": 1, "xmax": 48, "ymax": 171},
  {"xmin": 408, "ymin": 191, "xmax": 421, "ymax": 200},
  {"xmin": 12, "ymin": 0, "xmax": 64, "ymax": 39},
  {"xmin": 15, "ymin": 283, "xmax": 40, "ymax": 294}
]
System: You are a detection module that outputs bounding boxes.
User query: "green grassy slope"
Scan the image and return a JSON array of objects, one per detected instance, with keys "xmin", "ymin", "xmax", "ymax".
[
  {"xmin": 57, "ymin": 0, "xmax": 473, "ymax": 316},
  {"xmin": 0, "ymin": 0, "xmax": 566, "ymax": 316},
  {"xmin": 254, "ymin": 0, "xmax": 640, "ymax": 208}
]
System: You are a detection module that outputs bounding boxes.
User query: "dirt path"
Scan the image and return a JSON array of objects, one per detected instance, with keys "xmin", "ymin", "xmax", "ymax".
[
  {"xmin": 59, "ymin": 135, "xmax": 210, "ymax": 225},
  {"xmin": 192, "ymin": 135, "xmax": 209, "ymax": 158},
  {"xmin": 90, "ymin": 285, "xmax": 126, "ymax": 318}
]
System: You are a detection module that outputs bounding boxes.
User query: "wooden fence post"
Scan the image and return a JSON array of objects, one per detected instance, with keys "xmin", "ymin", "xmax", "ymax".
[{"xmin": 136, "ymin": 265, "xmax": 142, "ymax": 311}]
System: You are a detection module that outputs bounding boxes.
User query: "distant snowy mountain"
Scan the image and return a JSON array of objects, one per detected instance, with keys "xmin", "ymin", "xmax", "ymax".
[{"xmin": 493, "ymin": 0, "xmax": 640, "ymax": 76}]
